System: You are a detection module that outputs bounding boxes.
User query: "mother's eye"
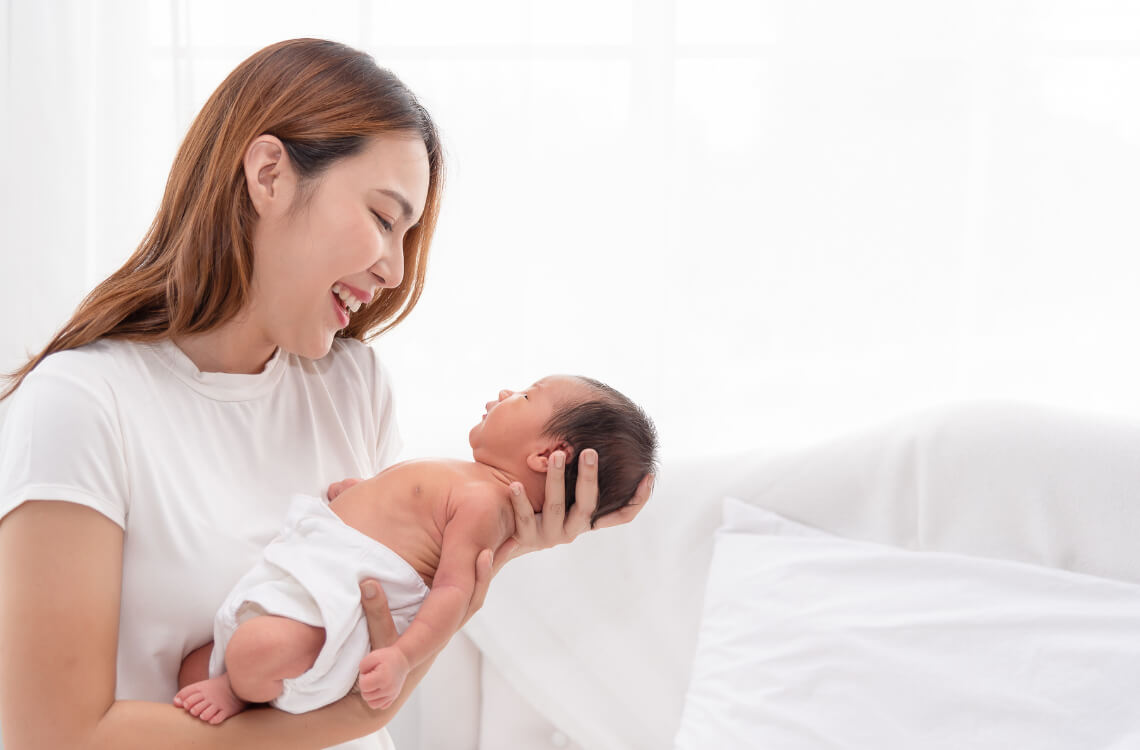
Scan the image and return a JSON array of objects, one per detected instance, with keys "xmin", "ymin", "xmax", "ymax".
[{"xmin": 371, "ymin": 211, "xmax": 393, "ymax": 232}]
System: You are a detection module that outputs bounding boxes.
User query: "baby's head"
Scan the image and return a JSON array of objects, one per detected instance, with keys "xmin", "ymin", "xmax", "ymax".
[{"xmin": 469, "ymin": 375, "xmax": 658, "ymax": 527}]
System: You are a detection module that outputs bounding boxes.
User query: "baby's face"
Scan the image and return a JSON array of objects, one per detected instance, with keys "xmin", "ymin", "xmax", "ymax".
[{"xmin": 468, "ymin": 375, "xmax": 587, "ymax": 462}]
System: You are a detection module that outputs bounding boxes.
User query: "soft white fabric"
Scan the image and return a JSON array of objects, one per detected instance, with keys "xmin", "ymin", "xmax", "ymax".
[
  {"xmin": 210, "ymin": 493, "xmax": 428, "ymax": 714},
  {"xmin": 411, "ymin": 631, "xmax": 483, "ymax": 750},
  {"xmin": 462, "ymin": 402, "xmax": 1140, "ymax": 750},
  {"xmin": 0, "ymin": 337, "xmax": 401, "ymax": 750},
  {"xmin": 675, "ymin": 498, "xmax": 1140, "ymax": 749},
  {"xmin": 461, "ymin": 448, "xmax": 775, "ymax": 750}
]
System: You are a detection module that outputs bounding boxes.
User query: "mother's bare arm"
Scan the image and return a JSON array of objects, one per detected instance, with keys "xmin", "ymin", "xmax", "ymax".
[{"xmin": 0, "ymin": 502, "xmax": 399, "ymax": 750}]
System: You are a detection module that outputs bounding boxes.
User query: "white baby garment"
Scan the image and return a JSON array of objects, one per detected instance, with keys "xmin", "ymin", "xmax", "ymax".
[{"xmin": 209, "ymin": 493, "xmax": 430, "ymax": 713}]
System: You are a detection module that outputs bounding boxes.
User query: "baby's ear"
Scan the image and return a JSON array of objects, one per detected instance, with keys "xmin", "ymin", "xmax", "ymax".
[{"xmin": 526, "ymin": 440, "xmax": 574, "ymax": 473}]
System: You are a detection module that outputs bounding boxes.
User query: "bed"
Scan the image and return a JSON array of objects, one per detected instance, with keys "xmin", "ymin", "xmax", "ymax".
[{"xmin": 392, "ymin": 401, "xmax": 1140, "ymax": 749}]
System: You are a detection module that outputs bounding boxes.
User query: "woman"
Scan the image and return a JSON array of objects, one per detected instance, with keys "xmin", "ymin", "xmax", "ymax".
[{"xmin": 0, "ymin": 39, "xmax": 651, "ymax": 750}]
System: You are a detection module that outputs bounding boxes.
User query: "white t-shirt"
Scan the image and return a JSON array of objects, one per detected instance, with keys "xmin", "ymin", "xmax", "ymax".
[{"xmin": 0, "ymin": 336, "xmax": 402, "ymax": 750}]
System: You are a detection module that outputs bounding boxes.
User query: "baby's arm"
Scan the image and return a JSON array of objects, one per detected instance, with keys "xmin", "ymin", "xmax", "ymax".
[{"xmin": 357, "ymin": 494, "xmax": 504, "ymax": 708}]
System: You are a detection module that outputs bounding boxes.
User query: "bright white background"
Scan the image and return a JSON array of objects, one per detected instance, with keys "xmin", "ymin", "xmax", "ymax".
[
  {"xmin": 4, "ymin": 3, "xmax": 1140, "ymax": 749},
  {"xmin": 4, "ymin": 0, "xmax": 1140, "ymax": 464}
]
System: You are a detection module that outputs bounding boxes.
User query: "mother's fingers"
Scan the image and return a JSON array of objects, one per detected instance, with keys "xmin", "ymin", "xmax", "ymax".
[
  {"xmin": 492, "ymin": 537, "xmax": 519, "ymax": 574},
  {"xmin": 563, "ymin": 448, "xmax": 599, "ymax": 536},
  {"xmin": 360, "ymin": 579, "xmax": 398, "ymax": 651},
  {"xmin": 540, "ymin": 451, "xmax": 568, "ymax": 546},
  {"xmin": 459, "ymin": 548, "xmax": 495, "ymax": 628},
  {"xmin": 593, "ymin": 473, "xmax": 654, "ymax": 530},
  {"xmin": 507, "ymin": 482, "xmax": 538, "ymax": 545}
]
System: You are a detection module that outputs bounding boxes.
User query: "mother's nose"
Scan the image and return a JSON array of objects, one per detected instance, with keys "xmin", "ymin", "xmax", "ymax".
[{"xmin": 370, "ymin": 238, "xmax": 405, "ymax": 289}]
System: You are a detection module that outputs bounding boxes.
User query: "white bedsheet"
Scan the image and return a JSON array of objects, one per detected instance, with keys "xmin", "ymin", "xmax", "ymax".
[{"xmin": 462, "ymin": 402, "xmax": 1140, "ymax": 749}]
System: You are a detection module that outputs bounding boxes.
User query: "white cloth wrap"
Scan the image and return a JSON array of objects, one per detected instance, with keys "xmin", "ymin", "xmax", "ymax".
[{"xmin": 209, "ymin": 493, "xmax": 429, "ymax": 714}]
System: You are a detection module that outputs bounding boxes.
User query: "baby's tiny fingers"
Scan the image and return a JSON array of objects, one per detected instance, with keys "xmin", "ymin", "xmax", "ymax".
[{"xmin": 327, "ymin": 477, "xmax": 362, "ymax": 501}]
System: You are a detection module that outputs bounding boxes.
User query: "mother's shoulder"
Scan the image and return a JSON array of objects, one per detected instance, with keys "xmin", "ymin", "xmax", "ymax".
[
  {"xmin": 13, "ymin": 338, "xmax": 151, "ymax": 409},
  {"xmin": 29, "ymin": 337, "xmax": 149, "ymax": 381}
]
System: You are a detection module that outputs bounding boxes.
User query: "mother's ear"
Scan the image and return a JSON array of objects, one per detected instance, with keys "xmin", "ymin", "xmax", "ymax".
[{"xmin": 243, "ymin": 134, "xmax": 297, "ymax": 216}]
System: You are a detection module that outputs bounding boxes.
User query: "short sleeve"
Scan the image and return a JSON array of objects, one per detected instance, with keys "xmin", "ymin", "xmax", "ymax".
[
  {"xmin": 367, "ymin": 346, "xmax": 404, "ymax": 473},
  {"xmin": 0, "ymin": 359, "xmax": 129, "ymax": 527}
]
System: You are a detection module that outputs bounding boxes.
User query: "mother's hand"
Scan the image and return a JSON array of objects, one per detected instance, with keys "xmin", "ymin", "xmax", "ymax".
[{"xmin": 496, "ymin": 449, "xmax": 654, "ymax": 570}]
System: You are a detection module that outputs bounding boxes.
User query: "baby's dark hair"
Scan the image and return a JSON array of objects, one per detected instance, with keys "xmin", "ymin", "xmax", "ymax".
[{"xmin": 542, "ymin": 377, "xmax": 658, "ymax": 528}]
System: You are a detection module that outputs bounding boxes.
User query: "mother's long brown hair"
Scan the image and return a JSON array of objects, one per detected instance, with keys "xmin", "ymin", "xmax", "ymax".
[{"xmin": 2, "ymin": 38, "xmax": 444, "ymax": 401}]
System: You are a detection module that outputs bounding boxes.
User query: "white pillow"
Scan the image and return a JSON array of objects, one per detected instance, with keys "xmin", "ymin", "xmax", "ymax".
[{"xmin": 675, "ymin": 497, "xmax": 1140, "ymax": 750}]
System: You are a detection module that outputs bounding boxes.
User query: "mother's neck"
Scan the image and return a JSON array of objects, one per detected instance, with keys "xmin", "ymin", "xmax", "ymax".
[{"xmin": 171, "ymin": 317, "xmax": 277, "ymax": 375}]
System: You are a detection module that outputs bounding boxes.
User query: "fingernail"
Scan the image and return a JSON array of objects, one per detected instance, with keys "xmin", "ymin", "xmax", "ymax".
[
  {"xmin": 362, "ymin": 582, "xmax": 378, "ymax": 599},
  {"xmin": 511, "ymin": 483, "xmax": 522, "ymax": 496},
  {"xmin": 553, "ymin": 452, "xmax": 564, "ymax": 469},
  {"xmin": 584, "ymin": 451, "xmax": 596, "ymax": 466}
]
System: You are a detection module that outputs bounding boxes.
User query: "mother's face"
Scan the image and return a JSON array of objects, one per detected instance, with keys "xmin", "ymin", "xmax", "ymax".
[{"xmin": 243, "ymin": 133, "xmax": 430, "ymax": 359}]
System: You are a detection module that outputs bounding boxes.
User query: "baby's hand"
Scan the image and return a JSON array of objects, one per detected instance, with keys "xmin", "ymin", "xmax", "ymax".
[
  {"xmin": 356, "ymin": 645, "xmax": 410, "ymax": 710},
  {"xmin": 327, "ymin": 478, "xmax": 361, "ymax": 502}
]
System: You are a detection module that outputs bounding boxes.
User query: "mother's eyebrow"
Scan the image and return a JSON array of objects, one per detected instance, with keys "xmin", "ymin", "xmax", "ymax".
[{"xmin": 372, "ymin": 188, "xmax": 414, "ymax": 222}]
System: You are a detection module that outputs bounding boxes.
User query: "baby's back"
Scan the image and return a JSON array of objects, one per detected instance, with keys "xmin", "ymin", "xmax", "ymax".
[{"xmin": 328, "ymin": 458, "xmax": 510, "ymax": 587}]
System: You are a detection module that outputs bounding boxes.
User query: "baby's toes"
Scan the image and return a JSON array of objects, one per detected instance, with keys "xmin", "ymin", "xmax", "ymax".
[{"xmin": 179, "ymin": 691, "xmax": 205, "ymax": 711}]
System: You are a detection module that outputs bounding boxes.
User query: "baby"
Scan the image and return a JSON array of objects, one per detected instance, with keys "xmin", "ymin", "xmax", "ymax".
[{"xmin": 174, "ymin": 374, "xmax": 657, "ymax": 724}]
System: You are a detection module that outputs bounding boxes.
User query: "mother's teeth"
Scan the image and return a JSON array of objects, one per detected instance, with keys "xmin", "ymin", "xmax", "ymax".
[{"xmin": 332, "ymin": 283, "xmax": 364, "ymax": 313}]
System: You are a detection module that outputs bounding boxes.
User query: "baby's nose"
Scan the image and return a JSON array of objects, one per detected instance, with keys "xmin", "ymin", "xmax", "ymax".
[{"xmin": 498, "ymin": 389, "xmax": 513, "ymax": 401}]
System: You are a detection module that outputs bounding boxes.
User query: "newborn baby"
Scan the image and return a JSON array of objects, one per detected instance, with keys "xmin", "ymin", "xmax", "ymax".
[{"xmin": 174, "ymin": 374, "xmax": 657, "ymax": 723}]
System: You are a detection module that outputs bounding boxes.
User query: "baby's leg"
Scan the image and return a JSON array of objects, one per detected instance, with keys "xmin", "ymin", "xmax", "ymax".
[
  {"xmin": 174, "ymin": 615, "xmax": 325, "ymax": 724},
  {"xmin": 178, "ymin": 642, "xmax": 213, "ymax": 688},
  {"xmin": 225, "ymin": 614, "xmax": 326, "ymax": 703}
]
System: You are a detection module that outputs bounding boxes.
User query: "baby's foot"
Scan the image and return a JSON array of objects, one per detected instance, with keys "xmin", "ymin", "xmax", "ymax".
[{"xmin": 174, "ymin": 674, "xmax": 246, "ymax": 725}]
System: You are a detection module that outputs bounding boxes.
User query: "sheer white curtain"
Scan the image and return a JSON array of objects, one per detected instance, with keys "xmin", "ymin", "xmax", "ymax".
[
  {"xmin": 1, "ymin": 0, "xmax": 158, "ymax": 408},
  {"xmin": 4, "ymin": 0, "xmax": 1140, "ymax": 459}
]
